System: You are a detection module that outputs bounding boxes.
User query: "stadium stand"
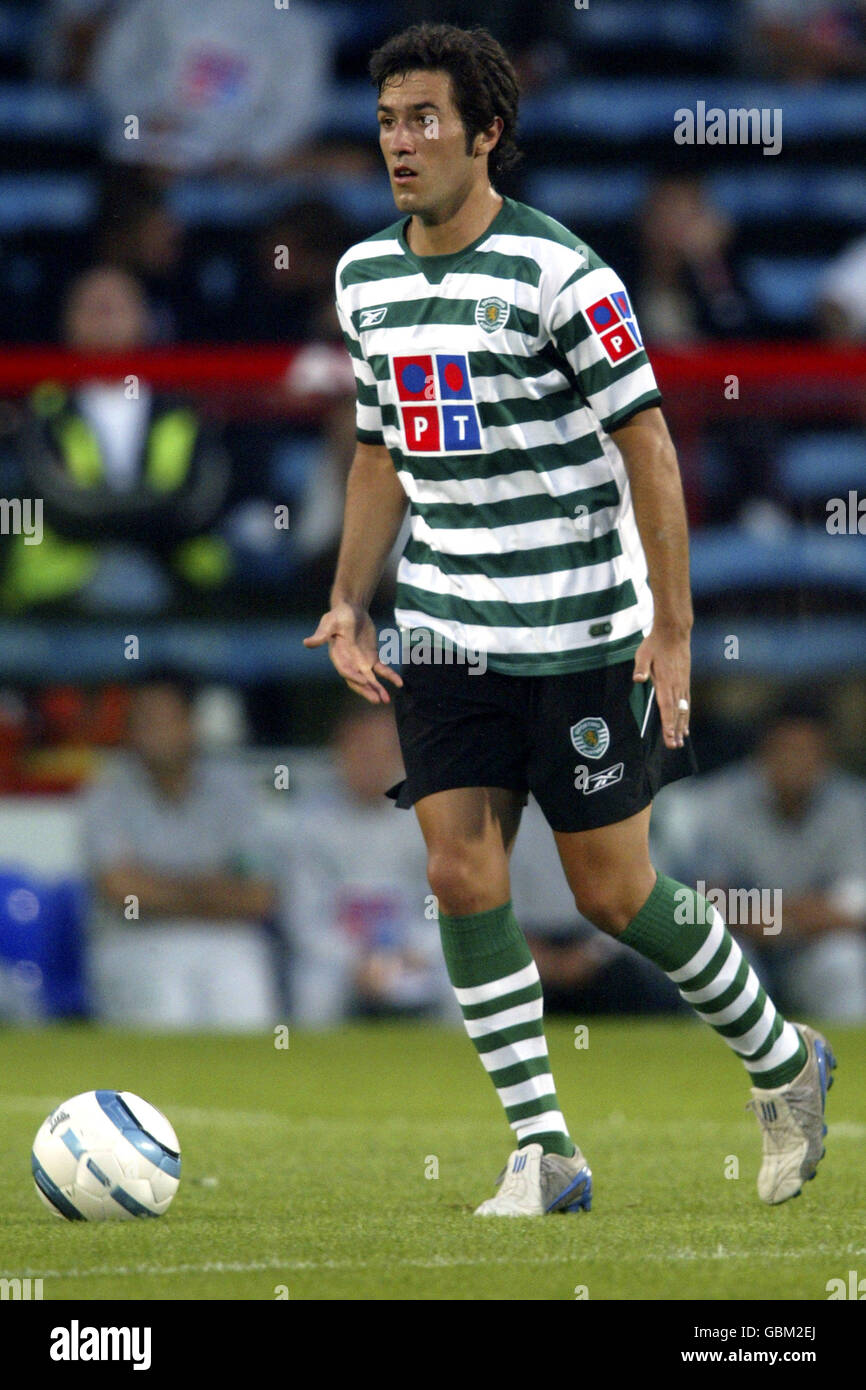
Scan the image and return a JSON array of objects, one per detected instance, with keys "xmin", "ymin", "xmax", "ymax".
[{"xmin": 0, "ymin": 0, "xmax": 864, "ymax": 1026}]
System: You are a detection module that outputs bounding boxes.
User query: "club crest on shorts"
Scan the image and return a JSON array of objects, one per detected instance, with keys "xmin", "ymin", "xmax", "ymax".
[
  {"xmin": 570, "ymin": 716, "xmax": 610, "ymax": 760},
  {"xmin": 475, "ymin": 296, "xmax": 509, "ymax": 333}
]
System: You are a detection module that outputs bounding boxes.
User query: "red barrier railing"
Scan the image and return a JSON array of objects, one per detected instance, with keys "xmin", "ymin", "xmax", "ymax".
[
  {"xmin": 1, "ymin": 342, "xmax": 863, "ymax": 523},
  {"xmin": 0, "ymin": 341, "xmax": 862, "ymax": 398}
]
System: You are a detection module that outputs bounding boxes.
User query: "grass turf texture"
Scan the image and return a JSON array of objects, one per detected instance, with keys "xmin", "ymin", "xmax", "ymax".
[{"xmin": 0, "ymin": 1019, "xmax": 863, "ymax": 1301}]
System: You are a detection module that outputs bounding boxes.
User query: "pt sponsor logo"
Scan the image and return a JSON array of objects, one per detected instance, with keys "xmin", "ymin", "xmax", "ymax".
[
  {"xmin": 391, "ymin": 351, "xmax": 483, "ymax": 455},
  {"xmin": 574, "ymin": 761, "xmax": 624, "ymax": 795},
  {"xmin": 570, "ymin": 716, "xmax": 610, "ymax": 760},
  {"xmin": 583, "ymin": 290, "xmax": 643, "ymax": 364}
]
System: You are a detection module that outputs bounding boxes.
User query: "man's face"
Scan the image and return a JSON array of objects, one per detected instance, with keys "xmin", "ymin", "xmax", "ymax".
[
  {"xmin": 128, "ymin": 687, "xmax": 194, "ymax": 776},
  {"xmin": 64, "ymin": 269, "xmax": 148, "ymax": 351},
  {"xmin": 377, "ymin": 69, "xmax": 479, "ymax": 224},
  {"xmin": 760, "ymin": 720, "xmax": 828, "ymax": 808}
]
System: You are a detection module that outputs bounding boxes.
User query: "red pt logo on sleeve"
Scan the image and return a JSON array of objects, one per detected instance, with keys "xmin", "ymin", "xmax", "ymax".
[{"xmin": 584, "ymin": 291, "xmax": 644, "ymax": 364}]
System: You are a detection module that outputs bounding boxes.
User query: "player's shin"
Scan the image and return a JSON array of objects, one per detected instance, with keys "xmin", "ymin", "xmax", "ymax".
[
  {"xmin": 438, "ymin": 900, "xmax": 575, "ymax": 1157},
  {"xmin": 619, "ymin": 873, "xmax": 808, "ymax": 1087}
]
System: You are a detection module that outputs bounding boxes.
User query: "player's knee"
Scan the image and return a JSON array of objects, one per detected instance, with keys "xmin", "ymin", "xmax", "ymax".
[
  {"xmin": 572, "ymin": 882, "xmax": 639, "ymax": 936},
  {"xmin": 426, "ymin": 845, "xmax": 505, "ymax": 917}
]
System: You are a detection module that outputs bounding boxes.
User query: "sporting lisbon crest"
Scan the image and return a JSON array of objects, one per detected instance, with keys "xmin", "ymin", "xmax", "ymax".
[
  {"xmin": 475, "ymin": 296, "xmax": 509, "ymax": 333},
  {"xmin": 570, "ymin": 717, "xmax": 610, "ymax": 760}
]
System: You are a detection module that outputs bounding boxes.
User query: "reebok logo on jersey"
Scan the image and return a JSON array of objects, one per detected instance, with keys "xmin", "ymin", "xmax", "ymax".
[
  {"xmin": 392, "ymin": 352, "xmax": 483, "ymax": 454},
  {"xmin": 584, "ymin": 290, "xmax": 643, "ymax": 364},
  {"xmin": 359, "ymin": 306, "xmax": 388, "ymax": 328}
]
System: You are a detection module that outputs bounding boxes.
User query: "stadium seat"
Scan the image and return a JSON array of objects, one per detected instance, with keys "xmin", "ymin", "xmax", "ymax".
[
  {"xmin": 689, "ymin": 522, "xmax": 866, "ymax": 595},
  {"xmin": 518, "ymin": 80, "xmax": 866, "ymax": 142},
  {"xmin": 740, "ymin": 256, "xmax": 829, "ymax": 324},
  {"xmin": 691, "ymin": 616, "xmax": 866, "ymax": 675},
  {"xmin": 522, "ymin": 170, "xmax": 647, "ymax": 226},
  {"xmin": 708, "ymin": 170, "xmax": 866, "ymax": 226},
  {"xmin": 318, "ymin": 0, "xmax": 396, "ymax": 45},
  {"xmin": 0, "ymin": 172, "xmax": 96, "ymax": 232},
  {"xmin": 0, "ymin": 82, "xmax": 97, "ymax": 142},
  {"xmin": 168, "ymin": 173, "xmax": 394, "ymax": 230},
  {"xmin": 573, "ymin": 0, "xmax": 731, "ymax": 52},
  {"xmin": 523, "ymin": 167, "xmax": 866, "ymax": 230},
  {"xmin": 776, "ymin": 433, "xmax": 866, "ymax": 502}
]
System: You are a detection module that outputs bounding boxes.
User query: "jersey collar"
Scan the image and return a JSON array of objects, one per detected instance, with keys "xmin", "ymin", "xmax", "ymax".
[{"xmin": 398, "ymin": 195, "xmax": 513, "ymax": 283}]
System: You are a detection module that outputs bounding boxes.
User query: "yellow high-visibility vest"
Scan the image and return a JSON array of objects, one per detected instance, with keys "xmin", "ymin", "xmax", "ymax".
[{"xmin": 3, "ymin": 390, "xmax": 231, "ymax": 608}]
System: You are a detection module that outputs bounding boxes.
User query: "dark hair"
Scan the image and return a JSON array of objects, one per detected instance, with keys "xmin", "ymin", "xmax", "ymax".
[
  {"xmin": 263, "ymin": 199, "xmax": 357, "ymax": 258},
  {"xmin": 369, "ymin": 23, "xmax": 521, "ymax": 180},
  {"xmin": 760, "ymin": 690, "xmax": 830, "ymax": 741},
  {"xmin": 131, "ymin": 668, "xmax": 197, "ymax": 709}
]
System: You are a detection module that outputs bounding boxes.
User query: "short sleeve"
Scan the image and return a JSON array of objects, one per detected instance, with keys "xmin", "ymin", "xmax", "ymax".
[
  {"xmin": 335, "ymin": 274, "xmax": 386, "ymax": 447},
  {"xmin": 546, "ymin": 262, "xmax": 662, "ymax": 434}
]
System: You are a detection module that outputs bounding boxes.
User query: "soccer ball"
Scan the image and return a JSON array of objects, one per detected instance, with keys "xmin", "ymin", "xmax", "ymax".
[{"xmin": 31, "ymin": 1090, "xmax": 181, "ymax": 1221}]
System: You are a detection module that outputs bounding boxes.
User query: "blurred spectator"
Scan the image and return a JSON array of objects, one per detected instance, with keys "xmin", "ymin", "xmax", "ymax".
[
  {"xmin": 745, "ymin": 0, "xmax": 866, "ymax": 81},
  {"xmin": 31, "ymin": 0, "xmax": 117, "ymax": 85},
  {"xmin": 80, "ymin": 674, "xmax": 281, "ymax": 1029},
  {"xmin": 634, "ymin": 176, "xmax": 756, "ymax": 344},
  {"xmin": 816, "ymin": 234, "xmax": 866, "ymax": 342},
  {"xmin": 83, "ymin": 0, "xmax": 341, "ymax": 176},
  {"xmin": 281, "ymin": 701, "xmax": 454, "ymax": 1025},
  {"xmin": 665, "ymin": 695, "xmax": 866, "ymax": 1020},
  {"xmin": 96, "ymin": 168, "xmax": 186, "ymax": 343},
  {"xmin": 3, "ymin": 265, "xmax": 235, "ymax": 615},
  {"xmin": 289, "ymin": 376, "xmax": 406, "ymax": 615},
  {"xmin": 242, "ymin": 200, "xmax": 359, "ymax": 344}
]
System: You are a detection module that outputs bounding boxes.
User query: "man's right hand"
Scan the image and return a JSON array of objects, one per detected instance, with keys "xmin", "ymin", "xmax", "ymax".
[{"xmin": 304, "ymin": 601, "xmax": 403, "ymax": 704}]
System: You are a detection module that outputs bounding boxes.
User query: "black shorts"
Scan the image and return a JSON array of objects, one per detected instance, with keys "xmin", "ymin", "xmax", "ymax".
[{"xmin": 388, "ymin": 657, "xmax": 696, "ymax": 833}]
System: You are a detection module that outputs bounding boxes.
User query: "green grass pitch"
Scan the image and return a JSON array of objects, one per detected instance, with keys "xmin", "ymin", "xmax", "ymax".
[{"xmin": 1, "ymin": 1019, "xmax": 863, "ymax": 1301}]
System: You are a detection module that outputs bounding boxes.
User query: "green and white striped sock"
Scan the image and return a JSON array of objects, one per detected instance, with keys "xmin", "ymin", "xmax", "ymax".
[
  {"xmin": 620, "ymin": 873, "xmax": 807, "ymax": 1088},
  {"xmin": 438, "ymin": 901, "xmax": 574, "ymax": 1157}
]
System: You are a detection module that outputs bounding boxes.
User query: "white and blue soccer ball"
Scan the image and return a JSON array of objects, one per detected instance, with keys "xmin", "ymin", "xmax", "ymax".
[{"xmin": 31, "ymin": 1090, "xmax": 181, "ymax": 1221}]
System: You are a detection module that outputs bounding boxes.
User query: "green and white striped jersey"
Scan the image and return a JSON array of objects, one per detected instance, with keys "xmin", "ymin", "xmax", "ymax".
[{"xmin": 335, "ymin": 195, "xmax": 662, "ymax": 675}]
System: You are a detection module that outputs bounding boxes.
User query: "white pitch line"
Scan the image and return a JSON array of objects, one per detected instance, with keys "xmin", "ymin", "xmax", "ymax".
[
  {"xmin": 0, "ymin": 1096, "xmax": 488, "ymax": 1130},
  {"xmin": 0, "ymin": 1258, "xmax": 292, "ymax": 1280},
  {"xmin": 0, "ymin": 1095, "xmax": 72, "ymax": 1113},
  {"xmin": 826, "ymin": 1122, "xmax": 866, "ymax": 1138},
  {"xmin": 5, "ymin": 1245, "xmax": 865, "ymax": 1282},
  {"xmin": 0, "ymin": 1096, "xmax": 288, "ymax": 1127},
  {"xmin": 4, "ymin": 1095, "xmax": 864, "ymax": 1138}
]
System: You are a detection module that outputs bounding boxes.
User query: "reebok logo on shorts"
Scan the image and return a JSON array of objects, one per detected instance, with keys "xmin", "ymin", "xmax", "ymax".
[
  {"xmin": 584, "ymin": 290, "xmax": 643, "ymax": 364},
  {"xmin": 392, "ymin": 352, "xmax": 483, "ymax": 454},
  {"xmin": 574, "ymin": 761, "xmax": 624, "ymax": 794}
]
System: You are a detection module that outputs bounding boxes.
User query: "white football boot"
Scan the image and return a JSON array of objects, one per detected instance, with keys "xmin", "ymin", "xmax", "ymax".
[
  {"xmin": 474, "ymin": 1142, "xmax": 593, "ymax": 1217},
  {"xmin": 747, "ymin": 1023, "xmax": 836, "ymax": 1205}
]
